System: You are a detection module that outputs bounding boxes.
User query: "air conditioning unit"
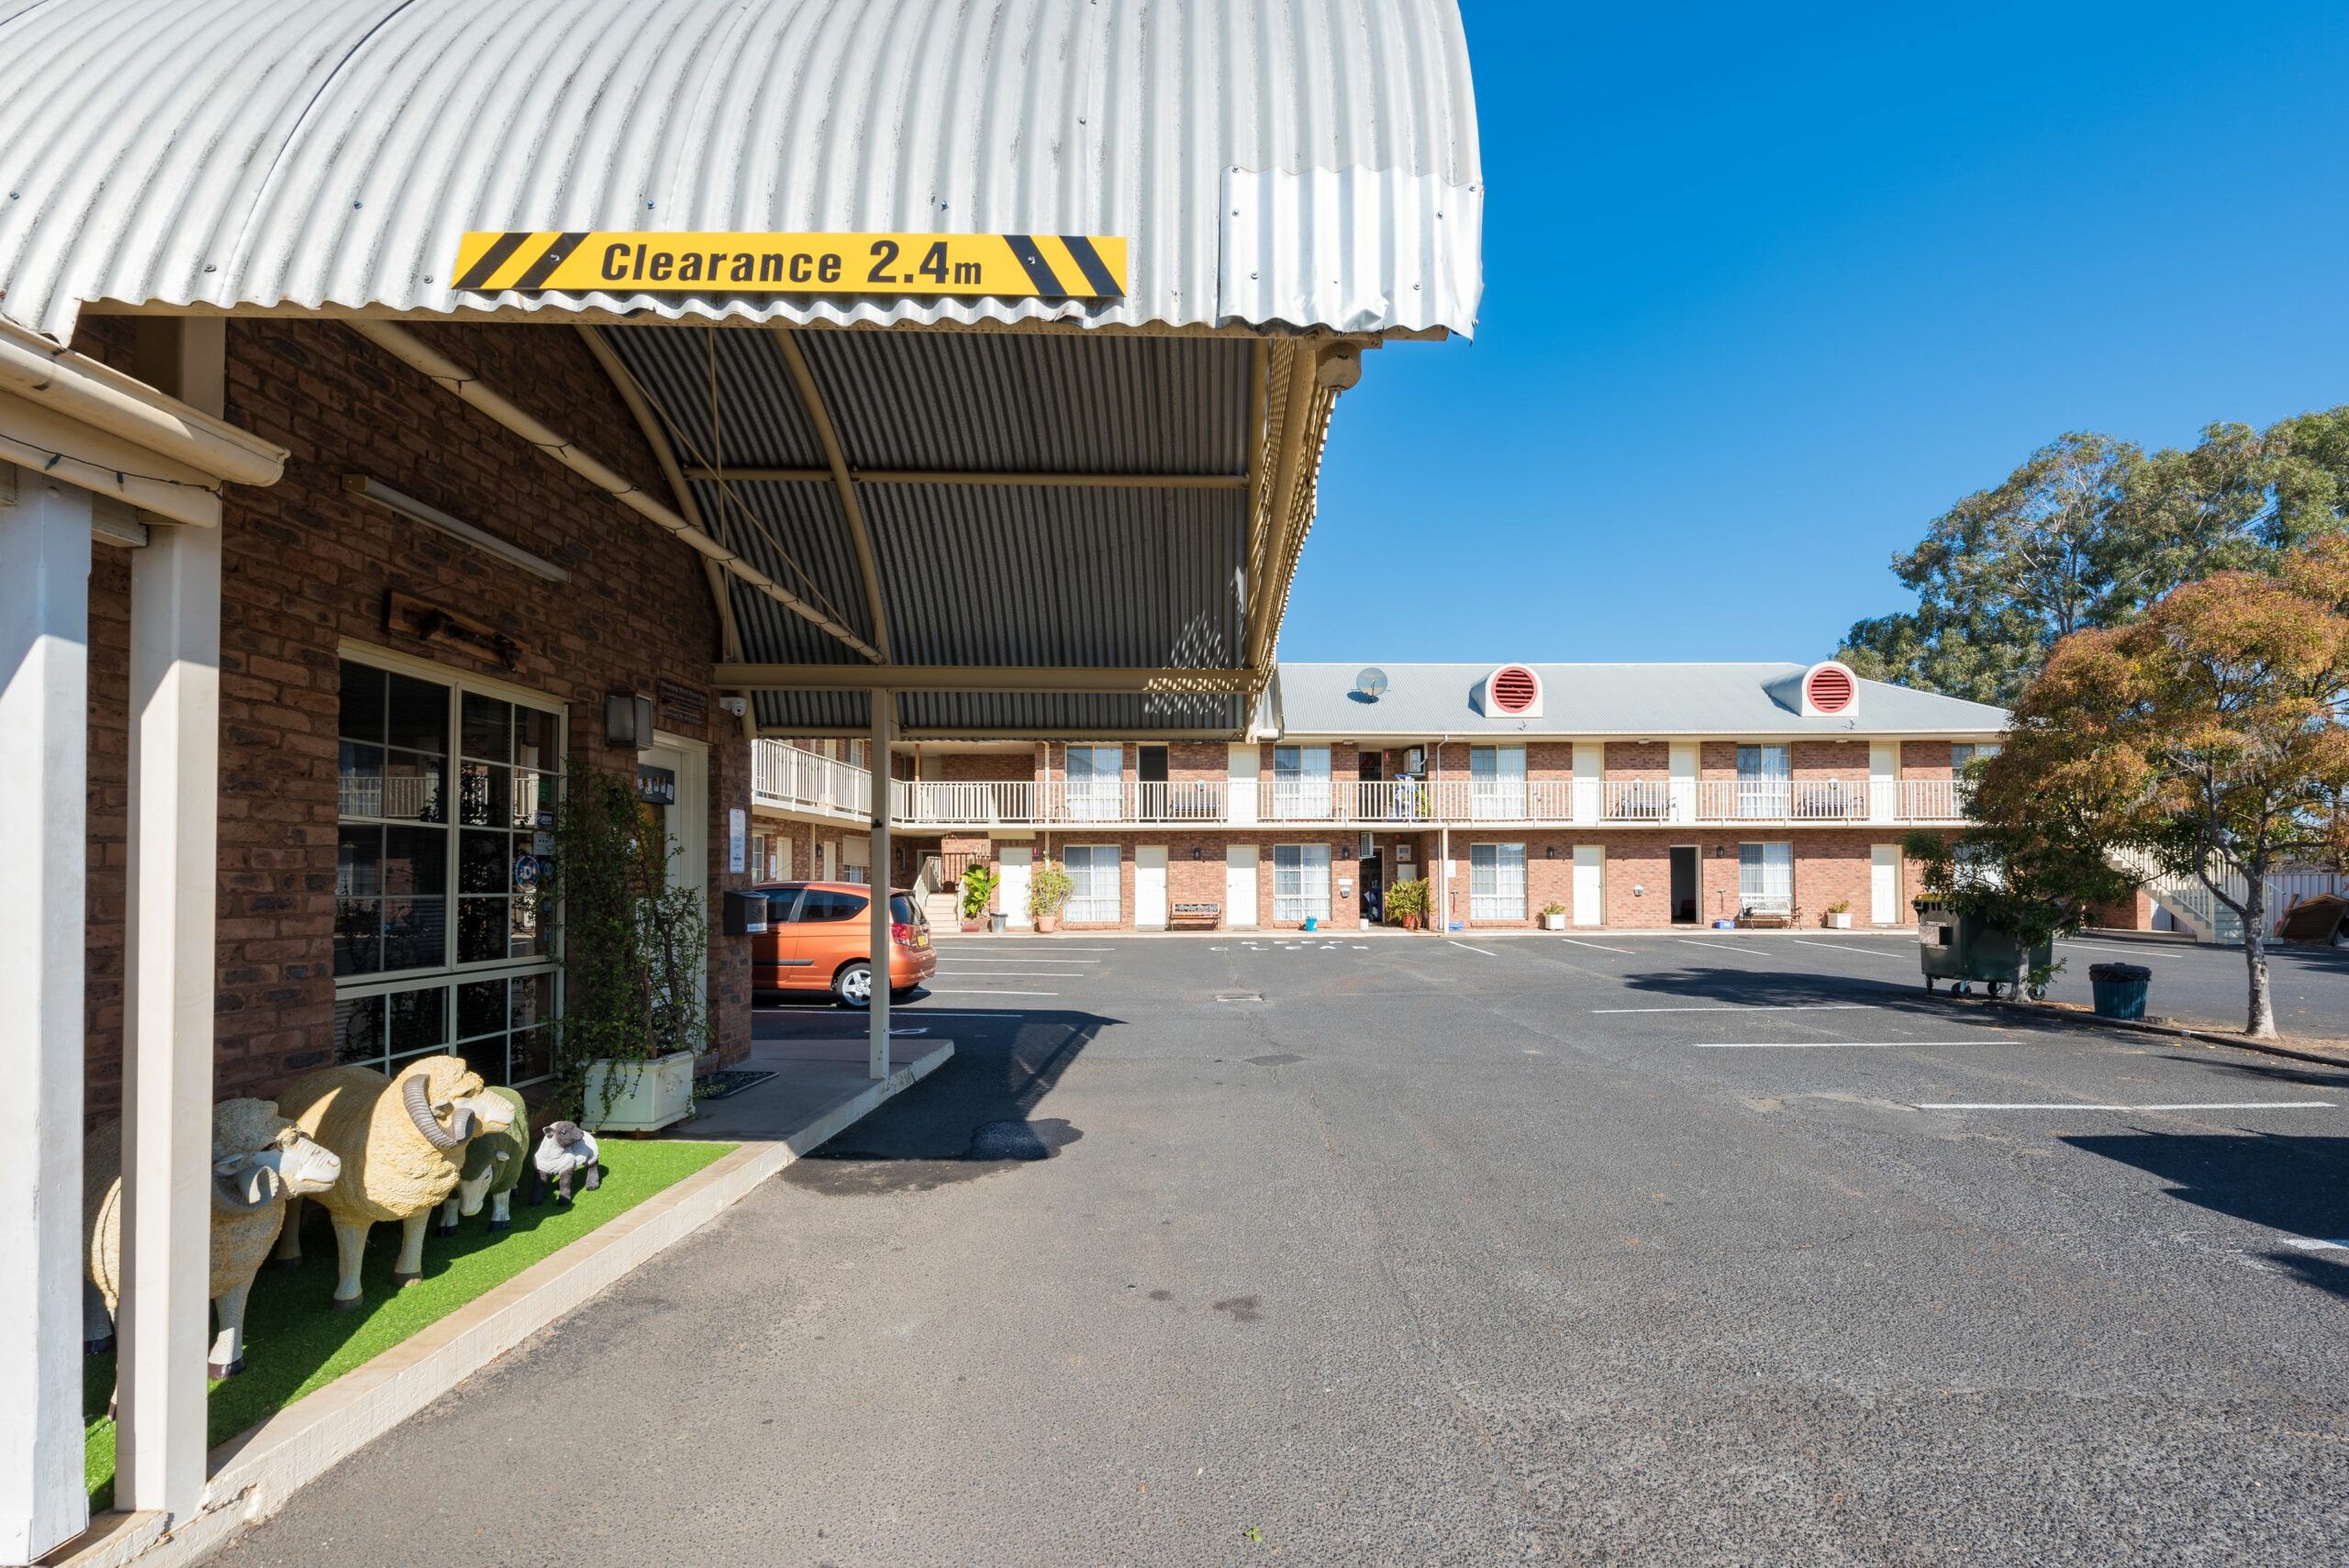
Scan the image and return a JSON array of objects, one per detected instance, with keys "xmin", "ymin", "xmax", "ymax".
[{"xmin": 1479, "ymin": 664, "xmax": 1542, "ymax": 718}]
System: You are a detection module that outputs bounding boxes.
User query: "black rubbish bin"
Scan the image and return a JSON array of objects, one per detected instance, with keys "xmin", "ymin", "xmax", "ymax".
[{"xmin": 2087, "ymin": 962, "xmax": 2152, "ymax": 1020}]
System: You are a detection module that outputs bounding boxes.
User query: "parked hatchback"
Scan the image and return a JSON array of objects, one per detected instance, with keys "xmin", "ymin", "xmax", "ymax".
[{"xmin": 750, "ymin": 881, "xmax": 934, "ymax": 1006}]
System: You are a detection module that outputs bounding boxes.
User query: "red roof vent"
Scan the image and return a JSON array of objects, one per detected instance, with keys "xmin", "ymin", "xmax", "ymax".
[
  {"xmin": 1805, "ymin": 663, "xmax": 1855, "ymax": 715},
  {"xmin": 1489, "ymin": 665, "xmax": 1539, "ymax": 715}
]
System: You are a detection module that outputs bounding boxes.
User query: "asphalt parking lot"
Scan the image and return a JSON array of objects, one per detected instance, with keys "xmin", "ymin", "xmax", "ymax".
[{"xmin": 223, "ymin": 932, "xmax": 2349, "ymax": 1567}]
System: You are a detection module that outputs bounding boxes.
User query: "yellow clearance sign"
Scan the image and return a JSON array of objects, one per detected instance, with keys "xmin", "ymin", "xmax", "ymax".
[{"xmin": 452, "ymin": 230, "xmax": 1126, "ymax": 299}]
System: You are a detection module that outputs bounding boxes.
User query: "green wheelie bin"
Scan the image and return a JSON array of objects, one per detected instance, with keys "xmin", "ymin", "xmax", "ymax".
[{"xmin": 1915, "ymin": 897, "xmax": 2051, "ymax": 1000}]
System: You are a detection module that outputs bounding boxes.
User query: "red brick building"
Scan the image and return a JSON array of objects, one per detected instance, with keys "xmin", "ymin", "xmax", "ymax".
[{"xmin": 751, "ymin": 661, "xmax": 2008, "ymax": 934}]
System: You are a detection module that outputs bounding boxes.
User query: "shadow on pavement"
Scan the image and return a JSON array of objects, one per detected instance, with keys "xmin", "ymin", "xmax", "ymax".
[
  {"xmin": 781, "ymin": 1007, "xmax": 1115, "ymax": 1195},
  {"xmin": 2061, "ymin": 1131, "xmax": 2349, "ymax": 1301},
  {"xmin": 1618, "ymin": 964, "xmax": 1953, "ymax": 1016}
]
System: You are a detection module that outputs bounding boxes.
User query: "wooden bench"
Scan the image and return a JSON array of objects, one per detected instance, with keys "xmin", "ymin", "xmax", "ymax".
[{"xmin": 1169, "ymin": 901, "xmax": 1222, "ymax": 929}]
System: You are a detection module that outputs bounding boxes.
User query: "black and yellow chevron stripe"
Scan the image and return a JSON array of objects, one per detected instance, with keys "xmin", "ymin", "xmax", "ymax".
[{"xmin": 451, "ymin": 230, "xmax": 1126, "ymax": 299}]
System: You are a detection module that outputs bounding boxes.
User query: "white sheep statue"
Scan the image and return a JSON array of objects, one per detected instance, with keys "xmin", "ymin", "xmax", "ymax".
[
  {"xmin": 436, "ymin": 1086, "xmax": 529, "ymax": 1234},
  {"xmin": 83, "ymin": 1097, "xmax": 343, "ymax": 1377},
  {"xmin": 531, "ymin": 1120, "xmax": 602, "ymax": 1207},
  {"xmin": 271, "ymin": 1055, "xmax": 517, "ymax": 1307}
]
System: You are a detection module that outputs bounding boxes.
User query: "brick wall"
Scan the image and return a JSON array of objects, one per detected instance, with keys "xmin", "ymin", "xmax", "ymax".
[{"xmin": 77, "ymin": 318, "xmax": 745, "ymax": 1118}]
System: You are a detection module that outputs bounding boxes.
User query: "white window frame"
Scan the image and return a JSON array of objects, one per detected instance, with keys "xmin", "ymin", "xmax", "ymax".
[
  {"xmin": 1738, "ymin": 840, "xmax": 1794, "ymax": 914},
  {"xmin": 1470, "ymin": 841, "xmax": 1527, "ymax": 921},
  {"xmin": 1063, "ymin": 843, "xmax": 1121, "ymax": 922},
  {"xmin": 1065, "ymin": 743, "xmax": 1123, "ymax": 821},
  {"xmin": 1272, "ymin": 745, "xmax": 1331, "ymax": 819},
  {"xmin": 1272, "ymin": 842, "xmax": 1331, "ymax": 923},
  {"xmin": 1736, "ymin": 743, "xmax": 1791, "ymax": 819},
  {"xmin": 1469, "ymin": 745, "xmax": 1527, "ymax": 820},
  {"xmin": 335, "ymin": 642, "xmax": 565, "ymax": 1086}
]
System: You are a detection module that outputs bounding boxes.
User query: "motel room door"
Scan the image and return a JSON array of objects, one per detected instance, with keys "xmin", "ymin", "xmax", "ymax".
[
  {"xmin": 1871, "ymin": 843, "xmax": 1903, "ymax": 926},
  {"xmin": 1135, "ymin": 844, "xmax": 1168, "ymax": 929},
  {"xmin": 999, "ymin": 844, "xmax": 1033, "ymax": 929},
  {"xmin": 1224, "ymin": 843, "xmax": 1259, "ymax": 928}
]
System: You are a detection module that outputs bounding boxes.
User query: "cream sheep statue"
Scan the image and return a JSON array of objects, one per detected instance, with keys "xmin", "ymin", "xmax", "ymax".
[
  {"xmin": 435, "ymin": 1086, "xmax": 529, "ymax": 1234},
  {"xmin": 271, "ymin": 1055, "xmax": 518, "ymax": 1307},
  {"xmin": 83, "ymin": 1098, "xmax": 343, "ymax": 1377}
]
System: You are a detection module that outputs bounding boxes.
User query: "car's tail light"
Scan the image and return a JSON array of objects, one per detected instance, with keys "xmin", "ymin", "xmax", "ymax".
[{"xmin": 891, "ymin": 921, "xmax": 917, "ymax": 947}]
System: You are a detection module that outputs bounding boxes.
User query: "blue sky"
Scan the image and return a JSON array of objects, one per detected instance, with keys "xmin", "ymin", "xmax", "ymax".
[{"xmin": 1284, "ymin": 1, "xmax": 2349, "ymax": 663}]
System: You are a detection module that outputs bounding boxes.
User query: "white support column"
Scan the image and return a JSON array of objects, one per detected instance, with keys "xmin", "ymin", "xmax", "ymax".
[
  {"xmin": 116, "ymin": 519, "xmax": 220, "ymax": 1521},
  {"xmin": 117, "ymin": 320, "xmax": 225, "ymax": 1523},
  {"xmin": 0, "ymin": 465, "xmax": 93, "ymax": 1565},
  {"xmin": 868, "ymin": 691, "xmax": 895, "ymax": 1080}
]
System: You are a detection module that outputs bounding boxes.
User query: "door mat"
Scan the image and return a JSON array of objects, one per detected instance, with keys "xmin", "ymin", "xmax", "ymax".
[{"xmin": 695, "ymin": 1069, "xmax": 778, "ymax": 1101}]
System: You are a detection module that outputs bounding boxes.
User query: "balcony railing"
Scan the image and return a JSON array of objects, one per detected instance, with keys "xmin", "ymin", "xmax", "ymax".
[
  {"xmin": 756, "ymin": 749, "xmax": 1978, "ymax": 830},
  {"xmin": 751, "ymin": 740, "xmax": 874, "ymax": 819}
]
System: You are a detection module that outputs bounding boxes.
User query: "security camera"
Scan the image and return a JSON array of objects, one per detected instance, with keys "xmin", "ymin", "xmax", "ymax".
[{"xmin": 718, "ymin": 695, "xmax": 749, "ymax": 717}]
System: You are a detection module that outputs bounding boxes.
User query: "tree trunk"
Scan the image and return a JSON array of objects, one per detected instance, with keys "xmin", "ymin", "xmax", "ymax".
[{"xmin": 2242, "ymin": 877, "xmax": 2277, "ymax": 1039}]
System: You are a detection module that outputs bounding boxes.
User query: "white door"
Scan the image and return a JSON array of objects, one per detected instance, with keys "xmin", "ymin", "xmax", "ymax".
[
  {"xmin": 1572, "ymin": 844, "xmax": 1604, "ymax": 927},
  {"xmin": 1871, "ymin": 843, "xmax": 1903, "ymax": 925},
  {"xmin": 1227, "ymin": 743, "xmax": 1260, "ymax": 825},
  {"xmin": 1668, "ymin": 741, "xmax": 1698, "ymax": 823},
  {"xmin": 1224, "ymin": 842, "xmax": 1259, "ymax": 928},
  {"xmin": 1869, "ymin": 741, "xmax": 1898, "ymax": 823},
  {"xmin": 999, "ymin": 845, "xmax": 1032, "ymax": 929},
  {"xmin": 1135, "ymin": 844, "xmax": 1168, "ymax": 929}
]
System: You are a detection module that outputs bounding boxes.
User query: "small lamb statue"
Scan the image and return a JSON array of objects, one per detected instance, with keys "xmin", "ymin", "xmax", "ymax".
[{"xmin": 531, "ymin": 1120, "xmax": 602, "ymax": 1207}]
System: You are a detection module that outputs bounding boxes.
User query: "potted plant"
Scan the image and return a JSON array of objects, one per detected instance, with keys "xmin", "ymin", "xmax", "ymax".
[
  {"xmin": 551, "ymin": 766, "xmax": 710, "ymax": 1134},
  {"xmin": 1029, "ymin": 860, "xmax": 1074, "ymax": 933},
  {"xmin": 958, "ymin": 863, "xmax": 997, "ymax": 933},
  {"xmin": 1386, "ymin": 876, "xmax": 1431, "ymax": 932},
  {"xmin": 1540, "ymin": 899, "xmax": 1568, "ymax": 932},
  {"xmin": 1823, "ymin": 898, "xmax": 1853, "ymax": 930}
]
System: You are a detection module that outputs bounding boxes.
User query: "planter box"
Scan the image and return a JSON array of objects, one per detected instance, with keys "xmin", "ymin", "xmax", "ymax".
[
  {"xmin": 584, "ymin": 1049, "xmax": 696, "ymax": 1133},
  {"xmin": 1542, "ymin": 913, "xmax": 1566, "ymax": 930},
  {"xmin": 1826, "ymin": 913, "xmax": 1853, "ymax": 929}
]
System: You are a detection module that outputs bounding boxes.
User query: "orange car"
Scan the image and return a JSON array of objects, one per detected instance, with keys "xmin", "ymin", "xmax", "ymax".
[{"xmin": 750, "ymin": 881, "xmax": 934, "ymax": 1007}]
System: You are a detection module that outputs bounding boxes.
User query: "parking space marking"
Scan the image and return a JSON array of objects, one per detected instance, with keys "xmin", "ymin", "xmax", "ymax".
[
  {"xmin": 1914, "ymin": 1100, "xmax": 2335, "ymax": 1111},
  {"xmin": 1593, "ymin": 1003, "xmax": 1878, "ymax": 1014},
  {"xmin": 1793, "ymin": 940, "xmax": 1906, "ymax": 959},
  {"xmin": 2281, "ymin": 1236, "xmax": 2349, "ymax": 1251},
  {"xmin": 1676, "ymin": 940, "xmax": 1750, "ymax": 951},
  {"xmin": 1697, "ymin": 1039, "xmax": 2009, "ymax": 1049},
  {"xmin": 2057, "ymin": 939, "xmax": 2164, "ymax": 955},
  {"xmin": 924, "ymin": 987, "xmax": 1061, "ymax": 996},
  {"xmin": 938, "ymin": 956, "xmax": 1101, "ymax": 964},
  {"xmin": 891, "ymin": 1009, "xmax": 1033, "ymax": 1018},
  {"xmin": 931, "ymin": 969, "xmax": 1087, "ymax": 978},
  {"xmin": 1560, "ymin": 938, "xmax": 1637, "ymax": 953},
  {"xmin": 1449, "ymin": 940, "xmax": 1499, "ymax": 957}
]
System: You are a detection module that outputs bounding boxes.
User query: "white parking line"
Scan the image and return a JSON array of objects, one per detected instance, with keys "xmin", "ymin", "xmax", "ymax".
[
  {"xmin": 2281, "ymin": 1236, "xmax": 2349, "ymax": 1251},
  {"xmin": 1561, "ymin": 938, "xmax": 1637, "ymax": 953},
  {"xmin": 1793, "ymin": 940, "xmax": 1905, "ymax": 959},
  {"xmin": 1594, "ymin": 1003, "xmax": 1878, "ymax": 1014},
  {"xmin": 890, "ymin": 1009, "xmax": 1032, "ymax": 1018},
  {"xmin": 922, "ymin": 987, "xmax": 1061, "ymax": 996},
  {"xmin": 936, "ymin": 956, "xmax": 1101, "ymax": 964},
  {"xmin": 1915, "ymin": 1100, "xmax": 2334, "ymax": 1111},
  {"xmin": 2058, "ymin": 939, "xmax": 2161, "ymax": 955},
  {"xmin": 1698, "ymin": 1039, "xmax": 2007, "ymax": 1049},
  {"xmin": 1677, "ymin": 940, "xmax": 1747, "ymax": 951},
  {"xmin": 1449, "ymin": 940, "xmax": 1499, "ymax": 957},
  {"xmin": 930, "ymin": 969, "xmax": 1086, "ymax": 978}
]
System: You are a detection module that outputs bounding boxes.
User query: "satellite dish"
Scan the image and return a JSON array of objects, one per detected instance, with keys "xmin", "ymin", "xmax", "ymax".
[{"xmin": 1353, "ymin": 666, "xmax": 1389, "ymax": 701}]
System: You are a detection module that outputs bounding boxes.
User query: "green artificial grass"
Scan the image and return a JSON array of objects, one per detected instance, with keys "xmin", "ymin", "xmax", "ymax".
[{"xmin": 83, "ymin": 1137, "xmax": 735, "ymax": 1509}]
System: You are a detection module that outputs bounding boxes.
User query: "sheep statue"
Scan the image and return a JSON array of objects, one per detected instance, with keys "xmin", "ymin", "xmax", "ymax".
[
  {"xmin": 530, "ymin": 1120, "xmax": 602, "ymax": 1207},
  {"xmin": 83, "ymin": 1098, "xmax": 343, "ymax": 1377},
  {"xmin": 271, "ymin": 1055, "xmax": 518, "ymax": 1307},
  {"xmin": 435, "ymin": 1085, "xmax": 529, "ymax": 1234}
]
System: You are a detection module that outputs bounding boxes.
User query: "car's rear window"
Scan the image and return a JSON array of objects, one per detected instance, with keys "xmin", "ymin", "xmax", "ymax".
[
  {"xmin": 799, "ymin": 889, "xmax": 866, "ymax": 922},
  {"xmin": 890, "ymin": 894, "xmax": 919, "ymax": 924}
]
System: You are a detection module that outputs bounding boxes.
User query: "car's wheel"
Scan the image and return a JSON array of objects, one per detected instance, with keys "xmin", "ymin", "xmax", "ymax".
[{"xmin": 832, "ymin": 961, "xmax": 874, "ymax": 1008}]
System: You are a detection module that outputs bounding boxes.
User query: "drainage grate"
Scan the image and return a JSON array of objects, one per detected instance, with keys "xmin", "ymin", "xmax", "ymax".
[{"xmin": 694, "ymin": 1069, "xmax": 776, "ymax": 1101}]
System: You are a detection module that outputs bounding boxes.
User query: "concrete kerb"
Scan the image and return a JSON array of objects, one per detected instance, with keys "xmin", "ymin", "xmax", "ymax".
[
  {"xmin": 47, "ymin": 1041, "xmax": 955, "ymax": 1568},
  {"xmin": 1948, "ymin": 992, "xmax": 2349, "ymax": 1070}
]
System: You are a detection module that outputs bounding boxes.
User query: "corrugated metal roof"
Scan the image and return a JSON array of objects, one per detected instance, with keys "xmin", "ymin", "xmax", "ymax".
[
  {"xmin": 0, "ymin": 0, "xmax": 1482, "ymax": 341},
  {"xmin": 1275, "ymin": 663, "xmax": 2013, "ymax": 738}
]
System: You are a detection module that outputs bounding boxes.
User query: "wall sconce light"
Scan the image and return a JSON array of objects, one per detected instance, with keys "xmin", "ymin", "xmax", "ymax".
[
  {"xmin": 1192, "ymin": 845, "xmax": 1204, "ymax": 861},
  {"xmin": 606, "ymin": 692, "xmax": 655, "ymax": 750},
  {"xmin": 1545, "ymin": 844, "xmax": 1556, "ymax": 857}
]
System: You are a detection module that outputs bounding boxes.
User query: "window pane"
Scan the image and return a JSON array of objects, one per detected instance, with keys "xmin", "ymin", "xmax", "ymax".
[
  {"xmin": 459, "ymin": 829, "xmax": 507, "ymax": 893},
  {"xmin": 339, "ymin": 741, "xmax": 385, "ymax": 818},
  {"xmin": 509, "ymin": 889, "xmax": 547, "ymax": 958},
  {"xmin": 462, "ymin": 693, "xmax": 512, "ymax": 762},
  {"xmin": 512, "ymin": 768, "xmax": 554, "ymax": 829},
  {"xmin": 381, "ymin": 897, "xmax": 445, "ymax": 971},
  {"xmin": 340, "ymin": 826, "xmax": 383, "ymax": 896},
  {"xmin": 382, "ymin": 748, "xmax": 446, "ymax": 823},
  {"xmin": 514, "ymin": 706, "xmax": 558, "ymax": 772},
  {"xmin": 458, "ymin": 760, "xmax": 511, "ymax": 827},
  {"xmin": 388, "ymin": 985, "xmax": 446, "ymax": 1053},
  {"xmin": 889, "ymin": 894, "xmax": 919, "ymax": 924},
  {"xmin": 457, "ymin": 977, "xmax": 507, "ymax": 1040},
  {"xmin": 765, "ymin": 889, "xmax": 805, "ymax": 923},
  {"xmin": 334, "ymin": 898, "xmax": 382, "ymax": 976},
  {"xmin": 509, "ymin": 1025, "xmax": 553, "ymax": 1084},
  {"xmin": 382, "ymin": 826, "xmax": 446, "ymax": 896},
  {"xmin": 335, "ymin": 995, "xmax": 385, "ymax": 1065},
  {"xmin": 458, "ymin": 896, "xmax": 509, "ymax": 962},
  {"xmin": 339, "ymin": 661, "xmax": 387, "ymax": 743},
  {"xmin": 511, "ymin": 972, "xmax": 555, "ymax": 1030},
  {"xmin": 386, "ymin": 673, "xmax": 448, "ymax": 753}
]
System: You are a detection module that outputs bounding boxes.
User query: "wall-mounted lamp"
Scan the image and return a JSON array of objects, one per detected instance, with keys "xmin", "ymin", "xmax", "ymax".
[
  {"xmin": 343, "ymin": 474, "xmax": 569, "ymax": 583},
  {"xmin": 606, "ymin": 692, "xmax": 655, "ymax": 750},
  {"xmin": 1192, "ymin": 845, "xmax": 1204, "ymax": 861},
  {"xmin": 1545, "ymin": 844, "xmax": 1556, "ymax": 857}
]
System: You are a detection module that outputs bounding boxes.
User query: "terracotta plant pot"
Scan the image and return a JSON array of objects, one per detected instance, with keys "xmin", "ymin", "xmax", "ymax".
[{"xmin": 1034, "ymin": 913, "xmax": 1061, "ymax": 934}]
